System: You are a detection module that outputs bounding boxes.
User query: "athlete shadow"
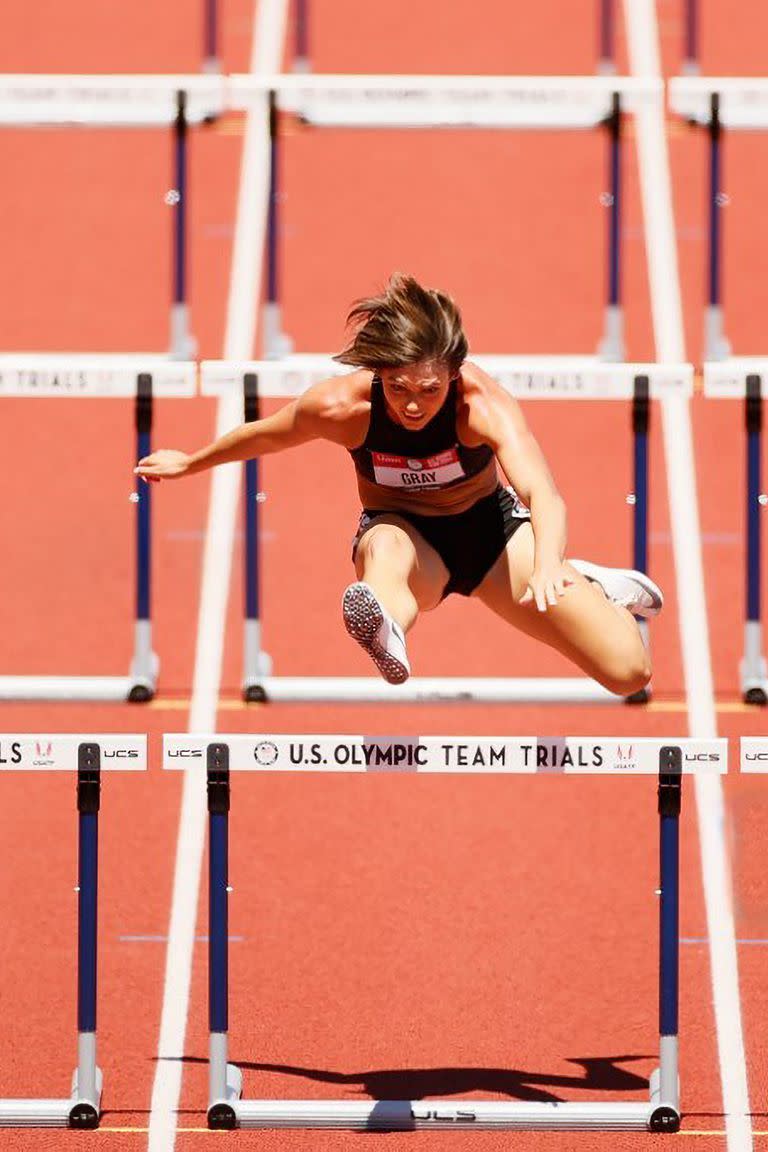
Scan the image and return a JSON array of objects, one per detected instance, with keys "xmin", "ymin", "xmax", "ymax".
[{"xmin": 217, "ymin": 1053, "xmax": 653, "ymax": 1104}]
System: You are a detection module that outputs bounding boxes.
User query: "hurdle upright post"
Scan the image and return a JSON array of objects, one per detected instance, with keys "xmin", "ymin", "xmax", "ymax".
[
  {"xmin": 597, "ymin": 0, "xmax": 615, "ymax": 75},
  {"xmin": 651, "ymin": 746, "xmax": 681, "ymax": 1129},
  {"xmin": 170, "ymin": 89, "xmax": 196, "ymax": 360},
  {"xmin": 206, "ymin": 742, "xmax": 241, "ymax": 1128},
  {"xmin": 598, "ymin": 92, "xmax": 624, "ymax": 361},
  {"xmin": 293, "ymin": 0, "xmax": 310, "ymax": 72},
  {"xmin": 243, "ymin": 372, "xmax": 272, "ymax": 699},
  {"xmin": 742, "ymin": 375, "xmax": 767, "ymax": 702},
  {"xmin": 73, "ymin": 743, "xmax": 102, "ymax": 1126},
  {"xmin": 203, "ymin": 0, "xmax": 220, "ymax": 73},
  {"xmin": 705, "ymin": 93, "xmax": 730, "ymax": 361},
  {"xmin": 263, "ymin": 90, "xmax": 292, "ymax": 359},
  {"xmin": 682, "ymin": 0, "xmax": 699, "ymax": 76},
  {"xmin": 131, "ymin": 374, "xmax": 157, "ymax": 701},
  {"xmin": 627, "ymin": 374, "xmax": 651, "ymax": 703}
]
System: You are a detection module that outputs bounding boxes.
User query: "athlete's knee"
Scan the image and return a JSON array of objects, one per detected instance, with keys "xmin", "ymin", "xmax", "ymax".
[
  {"xmin": 598, "ymin": 641, "xmax": 651, "ymax": 696},
  {"xmin": 356, "ymin": 523, "xmax": 416, "ymax": 574}
]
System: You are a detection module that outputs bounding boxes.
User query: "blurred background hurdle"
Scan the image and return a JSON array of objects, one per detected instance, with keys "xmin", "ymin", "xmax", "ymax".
[
  {"xmin": 163, "ymin": 732, "xmax": 726, "ymax": 1132},
  {"xmin": 669, "ymin": 77, "xmax": 768, "ymax": 361},
  {"xmin": 0, "ymin": 75, "xmax": 225, "ymax": 359},
  {"xmin": 703, "ymin": 361, "xmax": 768, "ymax": 704},
  {"xmin": 0, "ymin": 734, "xmax": 145, "ymax": 1128},
  {"xmin": 0, "ymin": 356, "xmax": 195, "ymax": 701},
  {"xmin": 201, "ymin": 356, "xmax": 692, "ymax": 703},
  {"xmin": 227, "ymin": 73, "xmax": 662, "ymax": 364},
  {"xmin": 600, "ymin": 0, "xmax": 699, "ymax": 76}
]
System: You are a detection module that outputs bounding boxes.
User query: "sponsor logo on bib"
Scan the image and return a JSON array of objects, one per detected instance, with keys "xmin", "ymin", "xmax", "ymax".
[{"xmin": 372, "ymin": 448, "xmax": 465, "ymax": 489}]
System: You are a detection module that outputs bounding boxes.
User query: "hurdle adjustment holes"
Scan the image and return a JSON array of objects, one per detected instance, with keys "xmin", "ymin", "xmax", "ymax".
[
  {"xmin": 626, "ymin": 494, "xmax": 637, "ymax": 506},
  {"xmin": 165, "ymin": 189, "xmax": 181, "ymax": 206}
]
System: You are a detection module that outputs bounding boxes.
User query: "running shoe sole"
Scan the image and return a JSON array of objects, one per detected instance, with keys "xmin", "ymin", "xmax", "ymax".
[{"xmin": 342, "ymin": 584, "xmax": 410, "ymax": 684}]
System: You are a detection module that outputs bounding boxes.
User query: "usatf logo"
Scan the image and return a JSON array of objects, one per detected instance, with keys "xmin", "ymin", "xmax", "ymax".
[
  {"xmin": 254, "ymin": 741, "xmax": 279, "ymax": 766},
  {"xmin": 33, "ymin": 740, "xmax": 55, "ymax": 767},
  {"xmin": 407, "ymin": 459, "xmax": 423, "ymax": 470},
  {"xmin": 613, "ymin": 744, "xmax": 638, "ymax": 771}
]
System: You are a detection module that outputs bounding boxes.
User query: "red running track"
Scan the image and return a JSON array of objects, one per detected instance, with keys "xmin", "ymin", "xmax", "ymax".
[{"xmin": 0, "ymin": 1, "xmax": 764, "ymax": 1149}]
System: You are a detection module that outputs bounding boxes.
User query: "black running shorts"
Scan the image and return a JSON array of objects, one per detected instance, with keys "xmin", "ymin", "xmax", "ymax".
[{"xmin": 352, "ymin": 485, "xmax": 531, "ymax": 598}]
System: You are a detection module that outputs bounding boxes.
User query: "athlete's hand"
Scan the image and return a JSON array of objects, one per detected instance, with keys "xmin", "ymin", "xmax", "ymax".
[
  {"xmin": 519, "ymin": 561, "xmax": 574, "ymax": 612},
  {"xmin": 134, "ymin": 449, "xmax": 191, "ymax": 483}
]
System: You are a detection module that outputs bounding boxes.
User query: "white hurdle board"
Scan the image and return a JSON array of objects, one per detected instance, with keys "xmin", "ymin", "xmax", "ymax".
[
  {"xmin": 202, "ymin": 355, "xmax": 693, "ymax": 400},
  {"xmin": 228, "ymin": 74, "xmax": 662, "ymax": 129},
  {"xmin": 703, "ymin": 359, "xmax": 768, "ymax": 397},
  {"xmin": 0, "ymin": 357, "xmax": 195, "ymax": 702},
  {"xmin": 741, "ymin": 739, "xmax": 768, "ymax": 771},
  {"xmin": 0, "ymin": 354, "xmax": 195, "ymax": 397},
  {"xmin": 164, "ymin": 733, "xmax": 726, "ymax": 774},
  {"xmin": 201, "ymin": 357, "xmax": 692, "ymax": 705},
  {"xmin": 0, "ymin": 75, "xmax": 225, "ymax": 126},
  {"xmin": 670, "ymin": 77, "xmax": 768, "ymax": 129}
]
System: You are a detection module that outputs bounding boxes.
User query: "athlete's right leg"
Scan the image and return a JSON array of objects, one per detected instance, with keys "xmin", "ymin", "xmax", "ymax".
[
  {"xmin": 352, "ymin": 514, "xmax": 449, "ymax": 627},
  {"xmin": 344, "ymin": 515, "xmax": 449, "ymax": 683}
]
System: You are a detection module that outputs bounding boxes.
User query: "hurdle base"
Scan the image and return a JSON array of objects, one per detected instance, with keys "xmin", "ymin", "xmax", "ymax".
[
  {"xmin": 0, "ymin": 1066, "xmax": 102, "ymax": 1129},
  {"xmin": 0, "ymin": 675, "xmax": 156, "ymax": 703},
  {"xmin": 225, "ymin": 1093, "xmax": 665, "ymax": 1131},
  {"xmin": 208, "ymin": 1063, "xmax": 243, "ymax": 1130},
  {"xmin": 241, "ymin": 676, "xmax": 620, "ymax": 705},
  {"xmin": 648, "ymin": 1066, "xmax": 680, "ymax": 1133}
]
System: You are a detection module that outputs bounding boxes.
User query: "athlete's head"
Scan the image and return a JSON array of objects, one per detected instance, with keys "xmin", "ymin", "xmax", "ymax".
[{"xmin": 334, "ymin": 273, "xmax": 468, "ymax": 429}]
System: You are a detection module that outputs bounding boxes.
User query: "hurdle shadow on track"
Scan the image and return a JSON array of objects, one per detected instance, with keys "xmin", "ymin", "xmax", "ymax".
[{"xmin": 177, "ymin": 1053, "xmax": 652, "ymax": 1103}]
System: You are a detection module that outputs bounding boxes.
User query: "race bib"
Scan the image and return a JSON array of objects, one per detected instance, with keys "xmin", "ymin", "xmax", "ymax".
[{"xmin": 371, "ymin": 448, "xmax": 465, "ymax": 489}]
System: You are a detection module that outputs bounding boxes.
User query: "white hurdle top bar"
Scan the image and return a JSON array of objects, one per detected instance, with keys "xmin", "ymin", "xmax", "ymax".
[
  {"xmin": 704, "ymin": 360, "xmax": 768, "ymax": 397},
  {"xmin": 0, "ymin": 75, "xmax": 225, "ymax": 126},
  {"xmin": 670, "ymin": 77, "xmax": 768, "ymax": 129},
  {"xmin": 230, "ymin": 74, "xmax": 662, "ymax": 129},
  {"xmin": 0, "ymin": 355, "xmax": 196, "ymax": 397},
  {"xmin": 164, "ymin": 734, "xmax": 726, "ymax": 774},
  {"xmin": 0, "ymin": 74, "xmax": 660, "ymax": 131},
  {"xmin": 202, "ymin": 357, "xmax": 693, "ymax": 400},
  {"xmin": 0, "ymin": 734, "xmax": 146, "ymax": 769}
]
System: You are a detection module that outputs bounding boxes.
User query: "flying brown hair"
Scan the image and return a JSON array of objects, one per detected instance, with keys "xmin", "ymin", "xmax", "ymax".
[{"xmin": 334, "ymin": 273, "xmax": 468, "ymax": 375}]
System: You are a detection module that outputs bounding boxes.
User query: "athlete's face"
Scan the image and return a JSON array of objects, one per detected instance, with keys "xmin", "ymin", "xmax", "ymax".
[{"xmin": 379, "ymin": 361, "xmax": 453, "ymax": 430}]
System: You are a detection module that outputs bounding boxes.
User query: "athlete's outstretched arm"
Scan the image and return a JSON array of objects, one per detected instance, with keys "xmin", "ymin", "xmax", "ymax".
[{"xmin": 135, "ymin": 373, "xmax": 366, "ymax": 481}]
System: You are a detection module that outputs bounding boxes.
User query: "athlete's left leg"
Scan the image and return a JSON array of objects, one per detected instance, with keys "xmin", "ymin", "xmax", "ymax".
[{"xmin": 472, "ymin": 522, "xmax": 652, "ymax": 696}]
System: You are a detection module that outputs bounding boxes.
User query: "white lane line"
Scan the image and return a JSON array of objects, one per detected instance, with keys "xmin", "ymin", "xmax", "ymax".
[
  {"xmin": 623, "ymin": 2, "xmax": 753, "ymax": 1148},
  {"xmin": 146, "ymin": 2, "xmax": 289, "ymax": 1149}
]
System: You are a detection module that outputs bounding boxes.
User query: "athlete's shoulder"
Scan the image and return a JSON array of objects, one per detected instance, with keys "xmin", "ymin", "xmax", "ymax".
[{"xmin": 296, "ymin": 369, "xmax": 372, "ymax": 445}]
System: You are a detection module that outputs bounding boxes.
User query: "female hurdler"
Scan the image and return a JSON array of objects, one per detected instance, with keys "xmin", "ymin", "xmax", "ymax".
[{"xmin": 136, "ymin": 275, "xmax": 662, "ymax": 693}]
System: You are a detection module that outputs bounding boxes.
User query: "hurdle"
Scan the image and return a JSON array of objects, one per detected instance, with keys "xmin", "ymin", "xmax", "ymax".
[
  {"xmin": 702, "ymin": 361, "xmax": 768, "ymax": 703},
  {"xmin": 227, "ymin": 73, "xmax": 661, "ymax": 363},
  {"xmin": 0, "ymin": 74, "xmax": 225, "ymax": 358},
  {"xmin": 0, "ymin": 356, "xmax": 195, "ymax": 701},
  {"xmin": 163, "ymin": 731, "xmax": 726, "ymax": 1131},
  {"xmin": 669, "ymin": 77, "xmax": 768, "ymax": 361},
  {"xmin": 201, "ymin": 356, "xmax": 692, "ymax": 703},
  {"xmin": 600, "ymin": 1, "xmax": 699, "ymax": 76},
  {"xmin": 0, "ymin": 733, "xmax": 146, "ymax": 1127}
]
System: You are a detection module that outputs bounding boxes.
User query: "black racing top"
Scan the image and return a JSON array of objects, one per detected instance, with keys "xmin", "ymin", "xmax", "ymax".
[{"xmin": 349, "ymin": 375, "xmax": 493, "ymax": 494}]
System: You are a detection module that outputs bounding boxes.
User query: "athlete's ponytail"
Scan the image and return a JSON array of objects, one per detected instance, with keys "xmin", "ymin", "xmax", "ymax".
[{"xmin": 335, "ymin": 273, "xmax": 468, "ymax": 375}]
